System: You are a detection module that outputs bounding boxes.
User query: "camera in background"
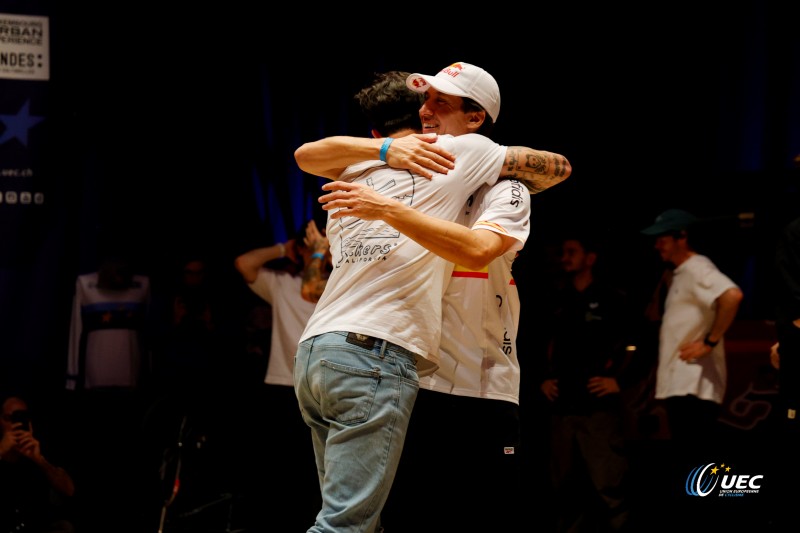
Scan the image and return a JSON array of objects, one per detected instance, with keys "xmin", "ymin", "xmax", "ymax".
[{"xmin": 10, "ymin": 409, "xmax": 30, "ymax": 431}]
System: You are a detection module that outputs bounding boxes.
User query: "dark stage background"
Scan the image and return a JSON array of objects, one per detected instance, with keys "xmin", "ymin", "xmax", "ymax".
[
  {"xmin": 2, "ymin": 2, "xmax": 799, "ymax": 531},
  {"xmin": 2, "ymin": 0, "xmax": 799, "ymax": 413}
]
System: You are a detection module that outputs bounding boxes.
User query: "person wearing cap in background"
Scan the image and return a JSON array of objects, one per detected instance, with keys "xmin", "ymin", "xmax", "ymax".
[
  {"xmin": 640, "ymin": 209, "xmax": 743, "ymax": 482},
  {"xmin": 293, "ymin": 64, "xmax": 570, "ymax": 532}
]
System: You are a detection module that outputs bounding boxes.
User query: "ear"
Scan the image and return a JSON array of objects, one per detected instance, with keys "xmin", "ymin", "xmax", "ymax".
[
  {"xmin": 465, "ymin": 110, "xmax": 485, "ymax": 133},
  {"xmin": 370, "ymin": 128, "xmax": 382, "ymax": 139}
]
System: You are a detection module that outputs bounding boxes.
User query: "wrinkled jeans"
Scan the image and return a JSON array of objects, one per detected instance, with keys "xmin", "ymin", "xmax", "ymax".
[{"xmin": 294, "ymin": 331, "xmax": 420, "ymax": 533}]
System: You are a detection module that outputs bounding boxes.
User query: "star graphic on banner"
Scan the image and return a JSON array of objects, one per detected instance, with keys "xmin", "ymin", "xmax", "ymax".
[{"xmin": 0, "ymin": 100, "xmax": 45, "ymax": 147}]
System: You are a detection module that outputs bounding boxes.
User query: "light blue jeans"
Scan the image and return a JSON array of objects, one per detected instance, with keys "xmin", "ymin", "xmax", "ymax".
[{"xmin": 294, "ymin": 331, "xmax": 420, "ymax": 533}]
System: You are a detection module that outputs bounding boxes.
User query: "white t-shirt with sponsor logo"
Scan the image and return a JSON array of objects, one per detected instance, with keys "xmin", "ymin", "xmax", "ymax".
[
  {"xmin": 299, "ymin": 133, "xmax": 506, "ymax": 373},
  {"xmin": 421, "ymin": 179, "xmax": 531, "ymax": 403}
]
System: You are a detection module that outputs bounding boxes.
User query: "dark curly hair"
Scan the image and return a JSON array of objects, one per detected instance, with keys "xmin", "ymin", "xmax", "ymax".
[{"xmin": 354, "ymin": 71, "xmax": 423, "ymax": 137}]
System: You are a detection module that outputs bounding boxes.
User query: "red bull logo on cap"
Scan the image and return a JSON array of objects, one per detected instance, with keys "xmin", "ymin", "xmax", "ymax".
[
  {"xmin": 440, "ymin": 63, "xmax": 464, "ymax": 78},
  {"xmin": 408, "ymin": 76, "xmax": 428, "ymax": 90}
]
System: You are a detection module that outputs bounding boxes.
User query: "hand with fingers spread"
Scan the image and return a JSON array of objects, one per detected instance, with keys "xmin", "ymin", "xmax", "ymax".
[
  {"xmin": 677, "ymin": 338, "xmax": 712, "ymax": 362},
  {"xmin": 382, "ymin": 133, "xmax": 455, "ymax": 179},
  {"xmin": 294, "ymin": 133, "xmax": 455, "ymax": 181},
  {"xmin": 319, "ymin": 181, "xmax": 399, "ymax": 221}
]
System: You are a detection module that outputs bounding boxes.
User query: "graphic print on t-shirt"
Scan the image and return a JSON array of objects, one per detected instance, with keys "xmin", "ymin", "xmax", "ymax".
[{"xmin": 333, "ymin": 172, "xmax": 417, "ymax": 267}]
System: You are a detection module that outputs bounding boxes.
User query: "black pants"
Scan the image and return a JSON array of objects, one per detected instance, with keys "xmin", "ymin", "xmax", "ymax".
[
  {"xmin": 549, "ymin": 410, "xmax": 631, "ymax": 532},
  {"xmin": 380, "ymin": 389, "xmax": 523, "ymax": 532}
]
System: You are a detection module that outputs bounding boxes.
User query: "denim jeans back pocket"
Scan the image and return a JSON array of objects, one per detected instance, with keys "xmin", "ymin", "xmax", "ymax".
[
  {"xmin": 396, "ymin": 357, "xmax": 420, "ymax": 385},
  {"xmin": 319, "ymin": 358, "xmax": 381, "ymax": 425}
]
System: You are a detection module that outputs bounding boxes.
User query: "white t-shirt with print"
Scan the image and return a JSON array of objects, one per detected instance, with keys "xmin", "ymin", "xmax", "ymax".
[
  {"xmin": 299, "ymin": 133, "xmax": 506, "ymax": 373},
  {"xmin": 421, "ymin": 179, "xmax": 531, "ymax": 403}
]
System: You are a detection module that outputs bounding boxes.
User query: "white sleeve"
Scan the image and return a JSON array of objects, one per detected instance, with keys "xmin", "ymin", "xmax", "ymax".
[
  {"xmin": 439, "ymin": 133, "xmax": 506, "ymax": 191},
  {"xmin": 248, "ymin": 268, "xmax": 278, "ymax": 305},
  {"xmin": 470, "ymin": 180, "xmax": 531, "ymax": 254}
]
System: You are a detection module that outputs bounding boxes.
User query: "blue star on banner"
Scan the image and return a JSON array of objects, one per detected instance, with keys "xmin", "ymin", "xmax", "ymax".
[{"xmin": 0, "ymin": 100, "xmax": 45, "ymax": 147}]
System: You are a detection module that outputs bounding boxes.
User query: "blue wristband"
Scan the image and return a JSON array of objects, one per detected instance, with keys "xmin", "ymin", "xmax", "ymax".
[
  {"xmin": 379, "ymin": 138, "xmax": 394, "ymax": 162},
  {"xmin": 311, "ymin": 252, "xmax": 325, "ymax": 260}
]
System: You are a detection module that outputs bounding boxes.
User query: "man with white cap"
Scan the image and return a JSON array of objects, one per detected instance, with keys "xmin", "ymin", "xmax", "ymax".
[
  {"xmin": 373, "ymin": 62, "xmax": 533, "ymax": 532},
  {"xmin": 294, "ymin": 64, "xmax": 570, "ymax": 532},
  {"xmin": 407, "ymin": 60, "xmax": 501, "ymax": 123}
]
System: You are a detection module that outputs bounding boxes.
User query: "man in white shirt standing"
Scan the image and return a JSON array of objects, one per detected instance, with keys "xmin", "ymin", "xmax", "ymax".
[
  {"xmin": 641, "ymin": 209, "xmax": 743, "ymax": 449},
  {"xmin": 640, "ymin": 208, "xmax": 743, "ymax": 527}
]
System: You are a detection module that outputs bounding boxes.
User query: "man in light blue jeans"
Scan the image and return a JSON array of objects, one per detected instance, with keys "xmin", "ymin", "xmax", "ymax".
[
  {"xmin": 294, "ymin": 331, "xmax": 419, "ymax": 529},
  {"xmin": 293, "ymin": 65, "xmax": 571, "ymax": 532}
]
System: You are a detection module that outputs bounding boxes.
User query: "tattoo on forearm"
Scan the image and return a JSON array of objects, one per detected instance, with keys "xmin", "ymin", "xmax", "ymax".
[
  {"xmin": 303, "ymin": 263, "xmax": 322, "ymax": 285},
  {"xmin": 506, "ymin": 150, "xmax": 519, "ymax": 172},
  {"xmin": 504, "ymin": 147, "xmax": 571, "ymax": 194},
  {"xmin": 553, "ymin": 155, "xmax": 568, "ymax": 178},
  {"xmin": 302, "ymin": 263, "xmax": 327, "ymax": 302},
  {"xmin": 524, "ymin": 152, "xmax": 548, "ymax": 175}
]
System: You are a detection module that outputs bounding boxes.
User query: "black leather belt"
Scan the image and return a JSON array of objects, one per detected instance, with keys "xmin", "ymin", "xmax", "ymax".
[
  {"xmin": 345, "ymin": 332, "xmax": 411, "ymax": 356},
  {"xmin": 345, "ymin": 332, "xmax": 382, "ymax": 350}
]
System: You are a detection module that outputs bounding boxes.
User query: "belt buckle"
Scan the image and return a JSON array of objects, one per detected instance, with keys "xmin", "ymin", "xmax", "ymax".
[{"xmin": 346, "ymin": 332, "xmax": 376, "ymax": 350}]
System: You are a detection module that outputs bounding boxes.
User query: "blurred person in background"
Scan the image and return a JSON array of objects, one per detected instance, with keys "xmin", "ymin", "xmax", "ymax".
[
  {"xmin": 233, "ymin": 218, "xmax": 330, "ymax": 530},
  {"xmin": 0, "ymin": 395, "xmax": 76, "ymax": 533}
]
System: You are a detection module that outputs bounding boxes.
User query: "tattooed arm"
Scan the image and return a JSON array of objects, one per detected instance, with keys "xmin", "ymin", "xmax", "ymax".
[
  {"xmin": 502, "ymin": 146, "xmax": 572, "ymax": 194},
  {"xmin": 301, "ymin": 257, "xmax": 329, "ymax": 304},
  {"xmin": 300, "ymin": 220, "xmax": 330, "ymax": 303}
]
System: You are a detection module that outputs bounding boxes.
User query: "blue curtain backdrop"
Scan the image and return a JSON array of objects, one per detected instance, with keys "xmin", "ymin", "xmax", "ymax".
[
  {"xmin": 1, "ymin": 1, "xmax": 799, "ymax": 399},
  {"xmin": 1, "ymin": 3, "xmax": 68, "ymax": 396}
]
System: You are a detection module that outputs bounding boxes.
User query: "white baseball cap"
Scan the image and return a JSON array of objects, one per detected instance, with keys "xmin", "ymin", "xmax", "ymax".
[{"xmin": 406, "ymin": 62, "xmax": 501, "ymax": 123}]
